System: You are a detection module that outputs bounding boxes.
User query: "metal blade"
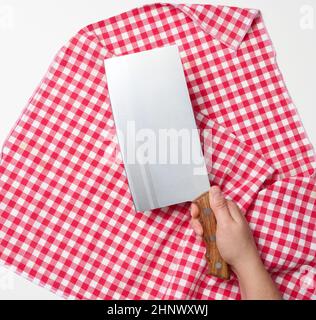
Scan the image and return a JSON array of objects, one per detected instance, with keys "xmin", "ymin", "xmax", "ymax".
[{"xmin": 104, "ymin": 45, "xmax": 210, "ymax": 211}]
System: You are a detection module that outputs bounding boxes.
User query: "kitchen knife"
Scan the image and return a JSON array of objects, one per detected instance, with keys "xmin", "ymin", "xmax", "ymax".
[{"xmin": 104, "ymin": 45, "xmax": 230, "ymax": 279}]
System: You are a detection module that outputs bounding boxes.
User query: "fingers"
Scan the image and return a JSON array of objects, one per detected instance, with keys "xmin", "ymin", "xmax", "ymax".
[
  {"xmin": 190, "ymin": 218, "xmax": 203, "ymax": 237},
  {"xmin": 190, "ymin": 187, "xmax": 243, "ymax": 237},
  {"xmin": 226, "ymin": 200, "xmax": 243, "ymax": 222},
  {"xmin": 209, "ymin": 186, "xmax": 233, "ymax": 225},
  {"xmin": 190, "ymin": 202, "xmax": 200, "ymax": 219},
  {"xmin": 190, "ymin": 203, "xmax": 203, "ymax": 237}
]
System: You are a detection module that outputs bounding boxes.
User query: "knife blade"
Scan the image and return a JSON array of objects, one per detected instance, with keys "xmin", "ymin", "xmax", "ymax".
[{"xmin": 104, "ymin": 45, "xmax": 230, "ymax": 279}]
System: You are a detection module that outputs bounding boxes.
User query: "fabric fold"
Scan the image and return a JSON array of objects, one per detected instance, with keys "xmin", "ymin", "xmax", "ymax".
[{"xmin": 175, "ymin": 4, "xmax": 259, "ymax": 50}]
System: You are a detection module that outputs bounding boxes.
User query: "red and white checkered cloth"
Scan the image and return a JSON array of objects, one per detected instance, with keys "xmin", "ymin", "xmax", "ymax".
[{"xmin": 0, "ymin": 3, "xmax": 315, "ymax": 299}]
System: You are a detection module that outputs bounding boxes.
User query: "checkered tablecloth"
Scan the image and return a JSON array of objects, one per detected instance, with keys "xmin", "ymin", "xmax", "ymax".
[{"xmin": 0, "ymin": 3, "xmax": 315, "ymax": 299}]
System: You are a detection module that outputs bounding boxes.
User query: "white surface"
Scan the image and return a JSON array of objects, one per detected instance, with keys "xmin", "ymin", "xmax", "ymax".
[{"xmin": 0, "ymin": 0, "xmax": 315, "ymax": 299}]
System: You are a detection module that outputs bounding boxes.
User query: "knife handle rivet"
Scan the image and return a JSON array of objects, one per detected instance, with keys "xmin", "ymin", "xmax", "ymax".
[
  {"xmin": 215, "ymin": 262, "xmax": 222, "ymax": 270},
  {"xmin": 209, "ymin": 235, "xmax": 216, "ymax": 242},
  {"xmin": 203, "ymin": 208, "xmax": 212, "ymax": 215}
]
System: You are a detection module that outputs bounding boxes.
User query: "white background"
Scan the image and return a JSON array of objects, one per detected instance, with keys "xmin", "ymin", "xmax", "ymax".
[{"xmin": 0, "ymin": 0, "xmax": 315, "ymax": 299}]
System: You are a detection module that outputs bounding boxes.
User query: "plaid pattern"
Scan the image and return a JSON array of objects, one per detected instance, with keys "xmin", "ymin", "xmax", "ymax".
[{"xmin": 0, "ymin": 3, "xmax": 315, "ymax": 299}]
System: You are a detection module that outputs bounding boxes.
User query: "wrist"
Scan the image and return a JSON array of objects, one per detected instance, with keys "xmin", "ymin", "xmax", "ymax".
[
  {"xmin": 231, "ymin": 252, "xmax": 282, "ymax": 300},
  {"xmin": 231, "ymin": 251, "xmax": 264, "ymax": 279}
]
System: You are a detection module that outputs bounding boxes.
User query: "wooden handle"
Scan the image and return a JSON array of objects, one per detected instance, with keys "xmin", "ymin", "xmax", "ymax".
[{"xmin": 193, "ymin": 191, "xmax": 230, "ymax": 280}]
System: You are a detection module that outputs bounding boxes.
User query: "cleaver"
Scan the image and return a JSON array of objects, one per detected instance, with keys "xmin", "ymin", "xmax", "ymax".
[{"xmin": 104, "ymin": 46, "xmax": 230, "ymax": 279}]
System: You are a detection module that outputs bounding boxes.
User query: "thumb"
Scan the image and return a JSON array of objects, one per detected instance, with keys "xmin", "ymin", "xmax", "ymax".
[{"xmin": 209, "ymin": 186, "xmax": 232, "ymax": 225}]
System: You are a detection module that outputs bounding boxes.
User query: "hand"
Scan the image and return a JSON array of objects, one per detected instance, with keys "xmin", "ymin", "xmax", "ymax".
[
  {"xmin": 190, "ymin": 185, "xmax": 259, "ymax": 273},
  {"xmin": 190, "ymin": 186, "xmax": 282, "ymax": 300}
]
